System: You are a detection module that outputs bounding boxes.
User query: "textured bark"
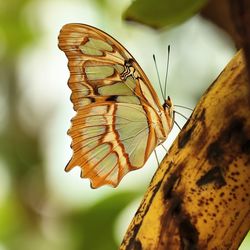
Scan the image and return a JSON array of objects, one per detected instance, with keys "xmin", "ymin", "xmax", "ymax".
[
  {"xmin": 120, "ymin": 50, "xmax": 250, "ymax": 250},
  {"xmin": 230, "ymin": 0, "xmax": 250, "ymax": 79},
  {"xmin": 229, "ymin": 0, "xmax": 250, "ymax": 80},
  {"xmin": 201, "ymin": 0, "xmax": 250, "ymax": 80}
]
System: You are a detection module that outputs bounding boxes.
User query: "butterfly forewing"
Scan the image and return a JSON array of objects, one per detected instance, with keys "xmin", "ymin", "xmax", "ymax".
[
  {"xmin": 58, "ymin": 23, "xmax": 170, "ymax": 188},
  {"xmin": 58, "ymin": 24, "xmax": 162, "ymax": 110}
]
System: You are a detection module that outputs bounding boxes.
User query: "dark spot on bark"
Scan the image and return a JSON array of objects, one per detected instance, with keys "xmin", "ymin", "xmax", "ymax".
[
  {"xmin": 228, "ymin": 119, "xmax": 243, "ymax": 136},
  {"xmin": 197, "ymin": 198, "xmax": 204, "ymax": 206},
  {"xmin": 169, "ymin": 196, "xmax": 182, "ymax": 215},
  {"xmin": 242, "ymin": 139, "xmax": 250, "ymax": 155},
  {"xmin": 205, "ymin": 117, "xmax": 249, "ymax": 171},
  {"xmin": 178, "ymin": 125, "xmax": 195, "ymax": 148},
  {"xmin": 193, "ymin": 108, "xmax": 206, "ymax": 123},
  {"xmin": 207, "ymin": 142, "xmax": 224, "ymax": 164},
  {"xmin": 163, "ymin": 161, "xmax": 174, "ymax": 176},
  {"xmin": 134, "ymin": 180, "xmax": 162, "ymax": 217},
  {"xmin": 126, "ymin": 225, "xmax": 140, "ymax": 250},
  {"xmin": 133, "ymin": 240, "xmax": 142, "ymax": 250},
  {"xmin": 198, "ymin": 109, "xmax": 206, "ymax": 122},
  {"xmin": 179, "ymin": 218, "xmax": 199, "ymax": 250},
  {"xmin": 232, "ymin": 185, "xmax": 239, "ymax": 191},
  {"xmin": 221, "ymin": 118, "xmax": 244, "ymax": 143},
  {"xmin": 196, "ymin": 166, "xmax": 226, "ymax": 188},
  {"xmin": 163, "ymin": 173, "xmax": 180, "ymax": 200},
  {"xmin": 125, "ymin": 179, "xmax": 163, "ymax": 249}
]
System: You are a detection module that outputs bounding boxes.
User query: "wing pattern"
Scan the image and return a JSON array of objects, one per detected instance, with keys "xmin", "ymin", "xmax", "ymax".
[{"xmin": 58, "ymin": 23, "xmax": 167, "ymax": 188}]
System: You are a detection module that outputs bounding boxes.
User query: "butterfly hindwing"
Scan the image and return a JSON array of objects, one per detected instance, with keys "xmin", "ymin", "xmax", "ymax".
[{"xmin": 66, "ymin": 102, "xmax": 157, "ymax": 188}]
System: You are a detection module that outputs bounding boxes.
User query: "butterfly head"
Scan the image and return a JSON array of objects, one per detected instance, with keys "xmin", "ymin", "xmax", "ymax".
[{"xmin": 163, "ymin": 96, "xmax": 174, "ymax": 121}]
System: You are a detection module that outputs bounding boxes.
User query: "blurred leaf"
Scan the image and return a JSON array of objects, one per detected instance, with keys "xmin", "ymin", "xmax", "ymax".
[
  {"xmin": 0, "ymin": 61, "xmax": 42, "ymax": 178},
  {"xmin": 0, "ymin": 123, "xmax": 42, "ymax": 178},
  {"xmin": 124, "ymin": 0, "xmax": 208, "ymax": 29},
  {"xmin": 0, "ymin": 1, "xmax": 45, "ymax": 249},
  {"xmin": 0, "ymin": 197, "xmax": 48, "ymax": 250},
  {"xmin": 68, "ymin": 191, "xmax": 140, "ymax": 250},
  {"xmin": 0, "ymin": 0, "xmax": 39, "ymax": 57},
  {"xmin": 91, "ymin": 0, "xmax": 109, "ymax": 8},
  {"xmin": 201, "ymin": 0, "xmax": 239, "ymax": 46},
  {"xmin": 0, "ymin": 195, "xmax": 26, "ymax": 241}
]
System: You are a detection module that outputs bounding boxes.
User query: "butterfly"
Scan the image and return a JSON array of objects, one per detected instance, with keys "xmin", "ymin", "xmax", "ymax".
[{"xmin": 58, "ymin": 23, "xmax": 174, "ymax": 188}]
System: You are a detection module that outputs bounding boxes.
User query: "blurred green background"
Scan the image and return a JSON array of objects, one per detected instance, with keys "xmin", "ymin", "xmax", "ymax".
[{"xmin": 0, "ymin": 0, "xmax": 249, "ymax": 249}]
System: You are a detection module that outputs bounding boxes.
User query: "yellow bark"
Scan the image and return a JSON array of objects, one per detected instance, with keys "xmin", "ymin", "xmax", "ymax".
[{"xmin": 120, "ymin": 50, "xmax": 250, "ymax": 250}]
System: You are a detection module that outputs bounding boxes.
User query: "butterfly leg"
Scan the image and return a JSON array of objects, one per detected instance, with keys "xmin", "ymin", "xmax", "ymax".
[
  {"xmin": 160, "ymin": 143, "xmax": 168, "ymax": 153},
  {"xmin": 154, "ymin": 150, "xmax": 160, "ymax": 167}
]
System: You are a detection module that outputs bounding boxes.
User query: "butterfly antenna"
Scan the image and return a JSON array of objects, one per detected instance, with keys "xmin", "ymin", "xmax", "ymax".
[
  {"xmin": 160, "ymin": 143, "xmax": 168, "ymax": 152},
  {"xmin": 153, "ymin": 54, "xmax": 164, "ymax": 101},
  {"xmin": 173, "ymin": 110, "xmax": 189, "ymax": 120},
  {"xmin": 174, "ymin": 104, "xmax": 193, "ymax": 111},
  {"xmin": 164, "ymin": 45, "xmax": 171, "ymax": 99}
]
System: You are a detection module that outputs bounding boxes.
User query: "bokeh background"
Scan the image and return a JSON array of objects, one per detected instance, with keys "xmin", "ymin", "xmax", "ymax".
[{"xmin": 0, "ymin": 0, "xmax": 249, "ymax": 249}]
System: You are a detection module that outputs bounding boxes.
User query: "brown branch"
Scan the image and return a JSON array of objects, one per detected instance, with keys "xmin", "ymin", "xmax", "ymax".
[
  {"xmin": 201, "ymin": 0, "xmax": 250, "ymax": 80},
  {"xmin": 229, "ymin": 0, "xmax": 250, "ymax": 78},
  {"xmin": 120, "ymin": 50, "xmax": 250, "ymax": 250}
]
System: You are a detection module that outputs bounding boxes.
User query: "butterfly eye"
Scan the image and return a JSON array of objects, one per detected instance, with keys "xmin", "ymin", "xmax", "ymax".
[
  {"xmin": 163, "ymin": 102, "xmax": 169, "ymax": 109},
  {"xmin": 164, "ymin": 96, "xmax": 172, "ymax": 109}
]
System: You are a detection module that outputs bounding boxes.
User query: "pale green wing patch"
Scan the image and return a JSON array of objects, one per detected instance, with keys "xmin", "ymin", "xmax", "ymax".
[
  {"xmin": 115, "ymin": 104, "xmax": 150, "ymax": 167},
  {"xmin": 98, "ymin": 82, "xmax": 134, "ymax": 95},
  {"xmin": 85, "ymin": 65, "xmax": 115, "ymax": 80},
  {"xmin": 116, "ymin": 96, "xmax": 140, "ymax": 104},
  {"xmin": 79, "ymin": 38, "xmax": 113, "ymax": 56}
]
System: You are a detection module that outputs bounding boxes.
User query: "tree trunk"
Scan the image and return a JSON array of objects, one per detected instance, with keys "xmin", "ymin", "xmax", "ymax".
[{"xmin": 120, "ymin": 50, "xmax": 250, "ymax": 250}]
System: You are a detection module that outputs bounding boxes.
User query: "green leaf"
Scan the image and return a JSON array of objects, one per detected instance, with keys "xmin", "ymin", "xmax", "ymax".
[
  {"xmin": 123, "ymin": 0, "xmax": 208, "ymax": 29},
  {"xmin": 0, "ymin": 0, "xmax": 39, "ymax": 57}
]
